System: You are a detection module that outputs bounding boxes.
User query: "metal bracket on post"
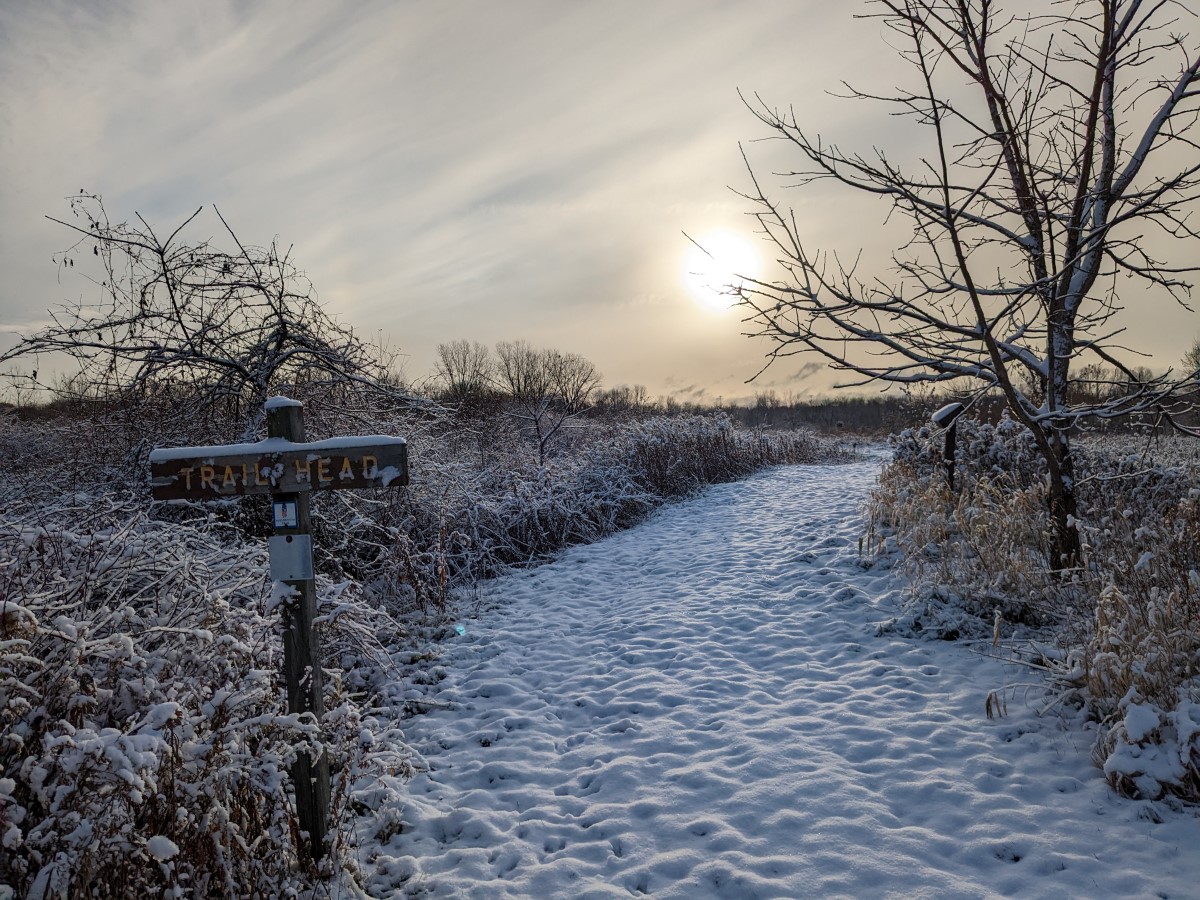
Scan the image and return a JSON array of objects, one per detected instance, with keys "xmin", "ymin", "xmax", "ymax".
[
  {"xmin": 931, "ymin": 402, "xmax": 965, "ymax": 491},
  {"xmin": 266, "ymin": 398, "xmax": 330, "ymax": 863}
]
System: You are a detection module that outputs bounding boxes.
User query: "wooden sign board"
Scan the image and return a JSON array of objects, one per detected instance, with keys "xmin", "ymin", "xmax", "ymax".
[{"xmin": 149, "ymin": 436, "xmax": 407, "ymax": 501}]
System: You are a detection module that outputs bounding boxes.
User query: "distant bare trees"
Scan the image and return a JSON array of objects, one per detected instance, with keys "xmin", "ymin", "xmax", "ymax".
[
  {"xmin": 592, "ymin": 384, "xmax": 650, "ymax": 417},
  {"xmin": 433, "ymin": 339, "xmax": 601, "ymax": 464},
  {"xmin": 1183, "ymin": 338, "xmax": 1200, "ymax": 381},
  {"xmin": 495, "ymin": 341, "xmax": 600, "ymax": 465},
  {"xmin": 434, "ymin": 339, "xmax": 493, "ymax": 405}
]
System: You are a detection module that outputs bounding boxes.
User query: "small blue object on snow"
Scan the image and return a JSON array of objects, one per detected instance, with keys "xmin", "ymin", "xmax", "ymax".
[{"xmin": 454, "ymin": 624, "xmax": 467, "ymax": 636}]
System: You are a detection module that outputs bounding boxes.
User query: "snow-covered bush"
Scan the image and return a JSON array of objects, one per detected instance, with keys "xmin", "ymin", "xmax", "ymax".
[
  {"xmin": 1092, "ymin": 693, "xmax": 1200, "ymax": 803},
  {"xmin": 0, "ymin": 494, "xmax": 305, "ymax": 896},
  {"xmin": 615, "ymin": 413, "xmax": 828, "ymax": 497},
  {"xmin": 1082, "ymin": 492, "xmax": 1200, "ymax": 786},
  {"xmin": 889, "ymin": 417, "xmax": 1046, "ymax": 488},
  {"xmin": 869, "ymin": 457, "xmax": 1057, "ymax": 635},
  {"xmin": 0, "ymin": 489, "xmax": 414, "ymax": 897},
  {"xmin": 870, "ymin": 418, "xmax": 1064, "ymax": 633},
  {"xmin": 872, "ymin": 417, "xmax": 1200, "ymax": 801}
]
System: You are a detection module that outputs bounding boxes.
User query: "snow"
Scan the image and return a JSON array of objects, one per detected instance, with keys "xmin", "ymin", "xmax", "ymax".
[
  {"xmin": 362, "ymin": 459, "xmax": 1200, "ymax": 898},
  {"xmin": 378, "ymin": 465, "xmax": 404, "ymax": 487},
  {"xmin": 144, "ymin": 702, "xmax": 180, "ymax": 731},
  {"xmin": 931, "ymin": 401, "xmax": 964, "ymax": 427},
  {"xmin": 1125, "ymin": 703, "xmax": 1163, "ymax": 745},
  {"xmin": 146, "ymin": 835, "xmax": 179, "ymax": 861},
  {"xmin": 148, "ymin": 434, "xmax": 405, "ymax": 463},
  {"xmin": 264, "ymin": 395, "xmax": 303, "ymax": 410}
]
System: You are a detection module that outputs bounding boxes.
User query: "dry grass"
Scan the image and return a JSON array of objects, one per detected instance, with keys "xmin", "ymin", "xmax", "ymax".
[
  {"xmin": 1083, "ymin": 494, "xmax": 1200, "ymax": 713},
  {"xmin": 872, "ymin": 419, "xmax": 1200, "ymax": 801},
  {"xmin": 868, "ymin": 459, "xmax": 1061, "ymax": 630}
]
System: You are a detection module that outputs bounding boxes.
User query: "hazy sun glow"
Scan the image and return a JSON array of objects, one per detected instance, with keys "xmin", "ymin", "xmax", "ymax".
[{"xmin": 682, "ymin": 230, "xmax": 761, "ymax": 312}]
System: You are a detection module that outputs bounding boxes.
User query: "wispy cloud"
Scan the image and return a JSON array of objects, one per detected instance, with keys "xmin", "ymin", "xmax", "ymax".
[{"xmin": 10, "ymin": 2, "xmax": 1184, "ymax": 398}]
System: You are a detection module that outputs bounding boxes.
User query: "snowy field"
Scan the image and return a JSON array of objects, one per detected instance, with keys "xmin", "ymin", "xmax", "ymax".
[{"xmin": 361, "ymin": 459, "xmax": 1200, "ymax": 898}]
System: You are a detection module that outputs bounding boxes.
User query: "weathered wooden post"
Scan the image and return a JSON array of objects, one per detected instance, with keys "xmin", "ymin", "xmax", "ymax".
[
  {"xmin": 149, "ymin": 397, "xmax": 408, "ymax": 863},
  {"xmin": 266, "ymin": 397, "xmax": 329, "ymax": 861},
  {"xmin": 931, "ymin": 401, "xmax": 965, "ymax": 490}
]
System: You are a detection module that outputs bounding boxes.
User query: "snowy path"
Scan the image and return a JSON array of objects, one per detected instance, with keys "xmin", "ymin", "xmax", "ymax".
[{"xmin": 365, "ymin": 461, "xmax": 1200, "ymax": 898}]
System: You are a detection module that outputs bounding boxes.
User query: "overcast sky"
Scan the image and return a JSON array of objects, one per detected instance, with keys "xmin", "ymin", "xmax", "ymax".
[{"xmin": 2, "ymin": 0, "xmax": 1197, "ymax": 405}]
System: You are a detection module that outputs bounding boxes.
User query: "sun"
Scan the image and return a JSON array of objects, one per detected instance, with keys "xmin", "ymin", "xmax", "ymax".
[{"xmin": 682, "ymin": 230, "xmax": 761, "ymax": 312}]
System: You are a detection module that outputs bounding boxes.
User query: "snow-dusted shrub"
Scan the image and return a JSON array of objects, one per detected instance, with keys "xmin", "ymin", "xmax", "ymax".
[
  {"xmin": 0, "ymin": 492, "xmax": 404, "ymax": 897},
  {"xmin": 873, "ymin": 417, "xmax": 1200, "ymax": 800},
  {"xmin": 616, "ymin": 413, "xmax": 830, "ymax": 498},
  {"xmin": 0, "ymin": 412, "xmax": 135, "ymax": 510},
  {"xmin": 871, "ymin": 419, "xmax": 1065, "ymax": 633},
  {"xmin": 1092, "ymin": 693, "xmax": 1200, "ymax": 803},
  {"xmin": 888, "ymin": 417, "xmax": 1046, "ymax": 488},
  {"xmin": 1080, "ymin": 492, "xmax": 1200, "ymax": 799},
  {"xmin": 869, "ymin": 456, "xmax": 1058, "ymax": 635}
]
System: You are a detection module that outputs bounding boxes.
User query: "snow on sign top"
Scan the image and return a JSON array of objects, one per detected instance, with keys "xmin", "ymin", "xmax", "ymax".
[
  {"xmin": 149, "ymin": 435, "xmax": 408, "ymax": 501},
  {"xmin": 148, "ymin": 435, "xmax": 406, "ymax": 462},
  {"xmin": 264, "ymin": 395, "xmax": 303, "ymax": 410},
  {"xmin": 930, "ymin": 402, "xmax": 965, "ymax": 427}
]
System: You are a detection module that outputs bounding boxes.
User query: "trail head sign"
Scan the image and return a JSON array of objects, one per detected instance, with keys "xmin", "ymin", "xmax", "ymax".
[
  {"xmin": 149, "ymin": 397, "xmax": 408, "ymax": 862},
  {"xmin": 149, "ymin": 436, "xmax": 407, "ymax": 500}
]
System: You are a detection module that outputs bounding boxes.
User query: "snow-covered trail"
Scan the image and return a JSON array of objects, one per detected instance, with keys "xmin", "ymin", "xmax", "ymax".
[{"xmin": 365, "ymin": 461, "xmax": 1200, "ymax": 898}]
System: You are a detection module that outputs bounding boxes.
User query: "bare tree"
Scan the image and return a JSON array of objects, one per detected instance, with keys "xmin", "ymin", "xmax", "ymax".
[
  {"xmin": 736, "ymin": 0, "xmax": 1200, "ymax": 566},
  {"xmin": 0, "ymin": 193, "xmax": 409, "ymax": 439},
  {"xmin": 593, "ymin": 383, "xmax": 651, "ymax": 417},
  {"xmin": 494, "ymin": 340, "xmax": 601, "ymax": 464},
  {"xmin": 1183, "ymin": 336, "xmax": 1200, "ymax": 378},
  {"xmin": 545, "ymin": 348, "xmax": 602, "ymax": 416},
  {"xmin": 434, "ymin": 339, "xmax": 494, "ymax": 406}
]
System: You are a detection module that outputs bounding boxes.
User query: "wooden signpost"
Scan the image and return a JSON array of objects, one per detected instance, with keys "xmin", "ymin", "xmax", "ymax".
[
  {"xmin": 930, "ymin": 401, "xmax": 965, "ymax": 490},
  {"xmin": 149, "ymin": 397, "xmax": 408, "ymax": 862}
]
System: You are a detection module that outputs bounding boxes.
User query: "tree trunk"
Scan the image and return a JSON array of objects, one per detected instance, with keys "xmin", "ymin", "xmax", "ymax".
[{"xmin": 1046, "ymin": 430, "xmax": 1081, "ymax": 571}]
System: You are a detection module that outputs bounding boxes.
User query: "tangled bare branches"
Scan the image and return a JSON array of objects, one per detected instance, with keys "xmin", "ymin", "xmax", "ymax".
[{"xmin": 1, "ymin": 193, "xmax": 412, "ymax": 441}]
